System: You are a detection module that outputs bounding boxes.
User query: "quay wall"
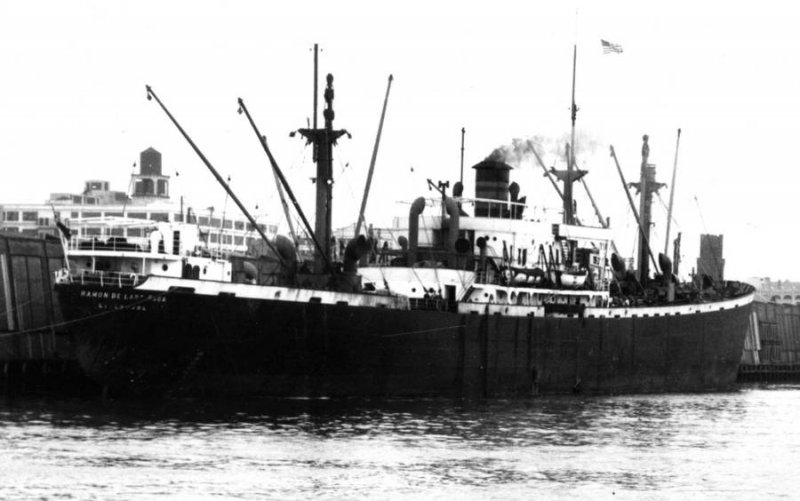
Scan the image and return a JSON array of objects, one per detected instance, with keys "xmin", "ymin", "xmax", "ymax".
[
  {"xmin": 739, "ymin": 301, "xmax": 800, "ymax": 381},
  {"xmin": 0, "ymin": 232, "xmax": 90, "ymax": 395}
]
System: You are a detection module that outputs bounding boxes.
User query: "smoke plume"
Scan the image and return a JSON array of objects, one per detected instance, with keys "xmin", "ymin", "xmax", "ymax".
[{"xmin": 485, "ymin": 132, "xmax": 600, "ymax": 167}]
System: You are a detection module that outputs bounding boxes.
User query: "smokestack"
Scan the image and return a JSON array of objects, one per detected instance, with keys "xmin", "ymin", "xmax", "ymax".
[{"xmin": 472, "ymin": 160, "xmax": 512, "ymax": 217}]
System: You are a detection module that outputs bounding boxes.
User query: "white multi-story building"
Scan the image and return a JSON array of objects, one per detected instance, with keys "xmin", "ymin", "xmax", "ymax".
[
  {"xmin": 0, "ymin": 147, "xmax": 277, "ymax": 254},
  {"xmin": 746, "ymin": 277, "xmax": 800, "ymax": 304}
]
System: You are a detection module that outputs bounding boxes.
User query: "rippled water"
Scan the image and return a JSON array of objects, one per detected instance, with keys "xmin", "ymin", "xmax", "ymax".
[{"xmin": 0, "ymin": 385, "xmax": 797, "ymax": 500}]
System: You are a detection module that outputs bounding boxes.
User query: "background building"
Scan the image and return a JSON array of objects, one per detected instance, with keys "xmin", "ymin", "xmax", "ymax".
[{"xmin": 0, "ymin": 147, "xmax": 277, "ymax": 253}]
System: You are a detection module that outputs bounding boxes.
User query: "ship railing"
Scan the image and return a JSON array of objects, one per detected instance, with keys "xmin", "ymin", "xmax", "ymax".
[
  {"xmin": 409, "ymin": 297, "xmax": 457, "ymax": 313},
  {"xmin": 396, "ymin": 196, "xmax": 559, "ymax": 221},
  {"xmin": 409, "ymin": 250, "xmax": 473, "ymax": 271},
  {"xmin": 67, "ymin": 235, "xmax": 148, "ymax": 253},
  {"xmin": 70, "ymin": 270, "xmax": 141, "ymax": 288},
  {"xmin": 452, "ymin": 196, "xmax": 560, "ymax": 221}
]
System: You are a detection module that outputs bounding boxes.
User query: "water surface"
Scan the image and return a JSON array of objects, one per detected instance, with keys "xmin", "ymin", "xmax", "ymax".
[{"xmin": 0, "ymin": 385, "xmax": 796, "ymax": 499}]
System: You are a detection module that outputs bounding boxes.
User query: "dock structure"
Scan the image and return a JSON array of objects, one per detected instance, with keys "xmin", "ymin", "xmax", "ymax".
[
  {"xmin": 0, "ymin": 232, "xmax": 90, "ymax": 395},
  {"xmin": 739, "ymin": 301, "xmax": 800, "ymax": 382}
]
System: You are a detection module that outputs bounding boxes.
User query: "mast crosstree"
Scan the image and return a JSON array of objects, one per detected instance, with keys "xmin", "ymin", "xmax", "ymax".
[{"xmin": 294, "ymin": 47, "xmax": 349, "ymax": 273}]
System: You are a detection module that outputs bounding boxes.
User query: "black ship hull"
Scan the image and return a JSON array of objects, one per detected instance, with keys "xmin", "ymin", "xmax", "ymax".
[{"xmin": 55, "ymin": 278, "xmax": 754, "ymax": 398}]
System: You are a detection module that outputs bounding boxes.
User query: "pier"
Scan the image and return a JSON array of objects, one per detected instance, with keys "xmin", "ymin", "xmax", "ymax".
[
  {"xmin": 0, "ymin": 232, "xmax": 92, "ymax": 395},
  {"xmin": 739, "ymin": 301, "xmax": 800, "ymax": 382}
]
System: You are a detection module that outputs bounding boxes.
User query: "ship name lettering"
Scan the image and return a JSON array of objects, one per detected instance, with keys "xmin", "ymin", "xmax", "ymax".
[{"xmin": 80, "ymin": 289, "xmax": 163, "ymax": 304}]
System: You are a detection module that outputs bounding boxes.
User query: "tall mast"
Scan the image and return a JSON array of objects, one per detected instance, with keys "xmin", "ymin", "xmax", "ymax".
[
  {"xmin": 630, "ymin": 135, "xmax": 665, "ymax": 282},
  {"xmin": 664, "ymin": 128, "xmax": 682, "ymax": 255},
  {"xmin": 637, "ymin": 136, "xmax": 651, "ymax": 281},
  {"xmin": 565, "ymin": 44, "xmax": 578, "ymax": 225},
  {"xmin": 237, "ymin": 98, "xmax": 328, "ymax": 269},
  {"xmin": 297, "ymin": 50, "xmax": 348, "ymax": 273},
  {"xmin": 313, "ymin": 44, "xmax": 318, "ymax": 131}
]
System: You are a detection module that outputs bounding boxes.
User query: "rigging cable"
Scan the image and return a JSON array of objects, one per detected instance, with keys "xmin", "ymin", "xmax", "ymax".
[{"xmin": 656, "ymin": 192, "xmax": 681, "ymax": 233}]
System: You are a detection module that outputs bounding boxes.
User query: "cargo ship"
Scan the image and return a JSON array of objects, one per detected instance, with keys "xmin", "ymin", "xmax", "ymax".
[{"xmin": 53, "ymin": 52, "xmax": 754, "ymax": 398}]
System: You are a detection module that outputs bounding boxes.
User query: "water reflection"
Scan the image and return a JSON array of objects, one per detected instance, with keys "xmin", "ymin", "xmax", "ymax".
[{"xmin": 0, "ymin": 388, "xmax": 796, "ymax": 499}]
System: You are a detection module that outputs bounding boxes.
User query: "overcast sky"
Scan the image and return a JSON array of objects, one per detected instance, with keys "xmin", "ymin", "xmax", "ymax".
[{"xmin": 1, "ymin": 1, "xmax": 798, "ymax": 281}]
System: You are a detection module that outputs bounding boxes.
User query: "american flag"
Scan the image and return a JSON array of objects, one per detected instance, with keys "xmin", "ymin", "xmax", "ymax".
[{"xmin": 601, "ymin": 39, "xmax": 623, "ymax": 54}]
